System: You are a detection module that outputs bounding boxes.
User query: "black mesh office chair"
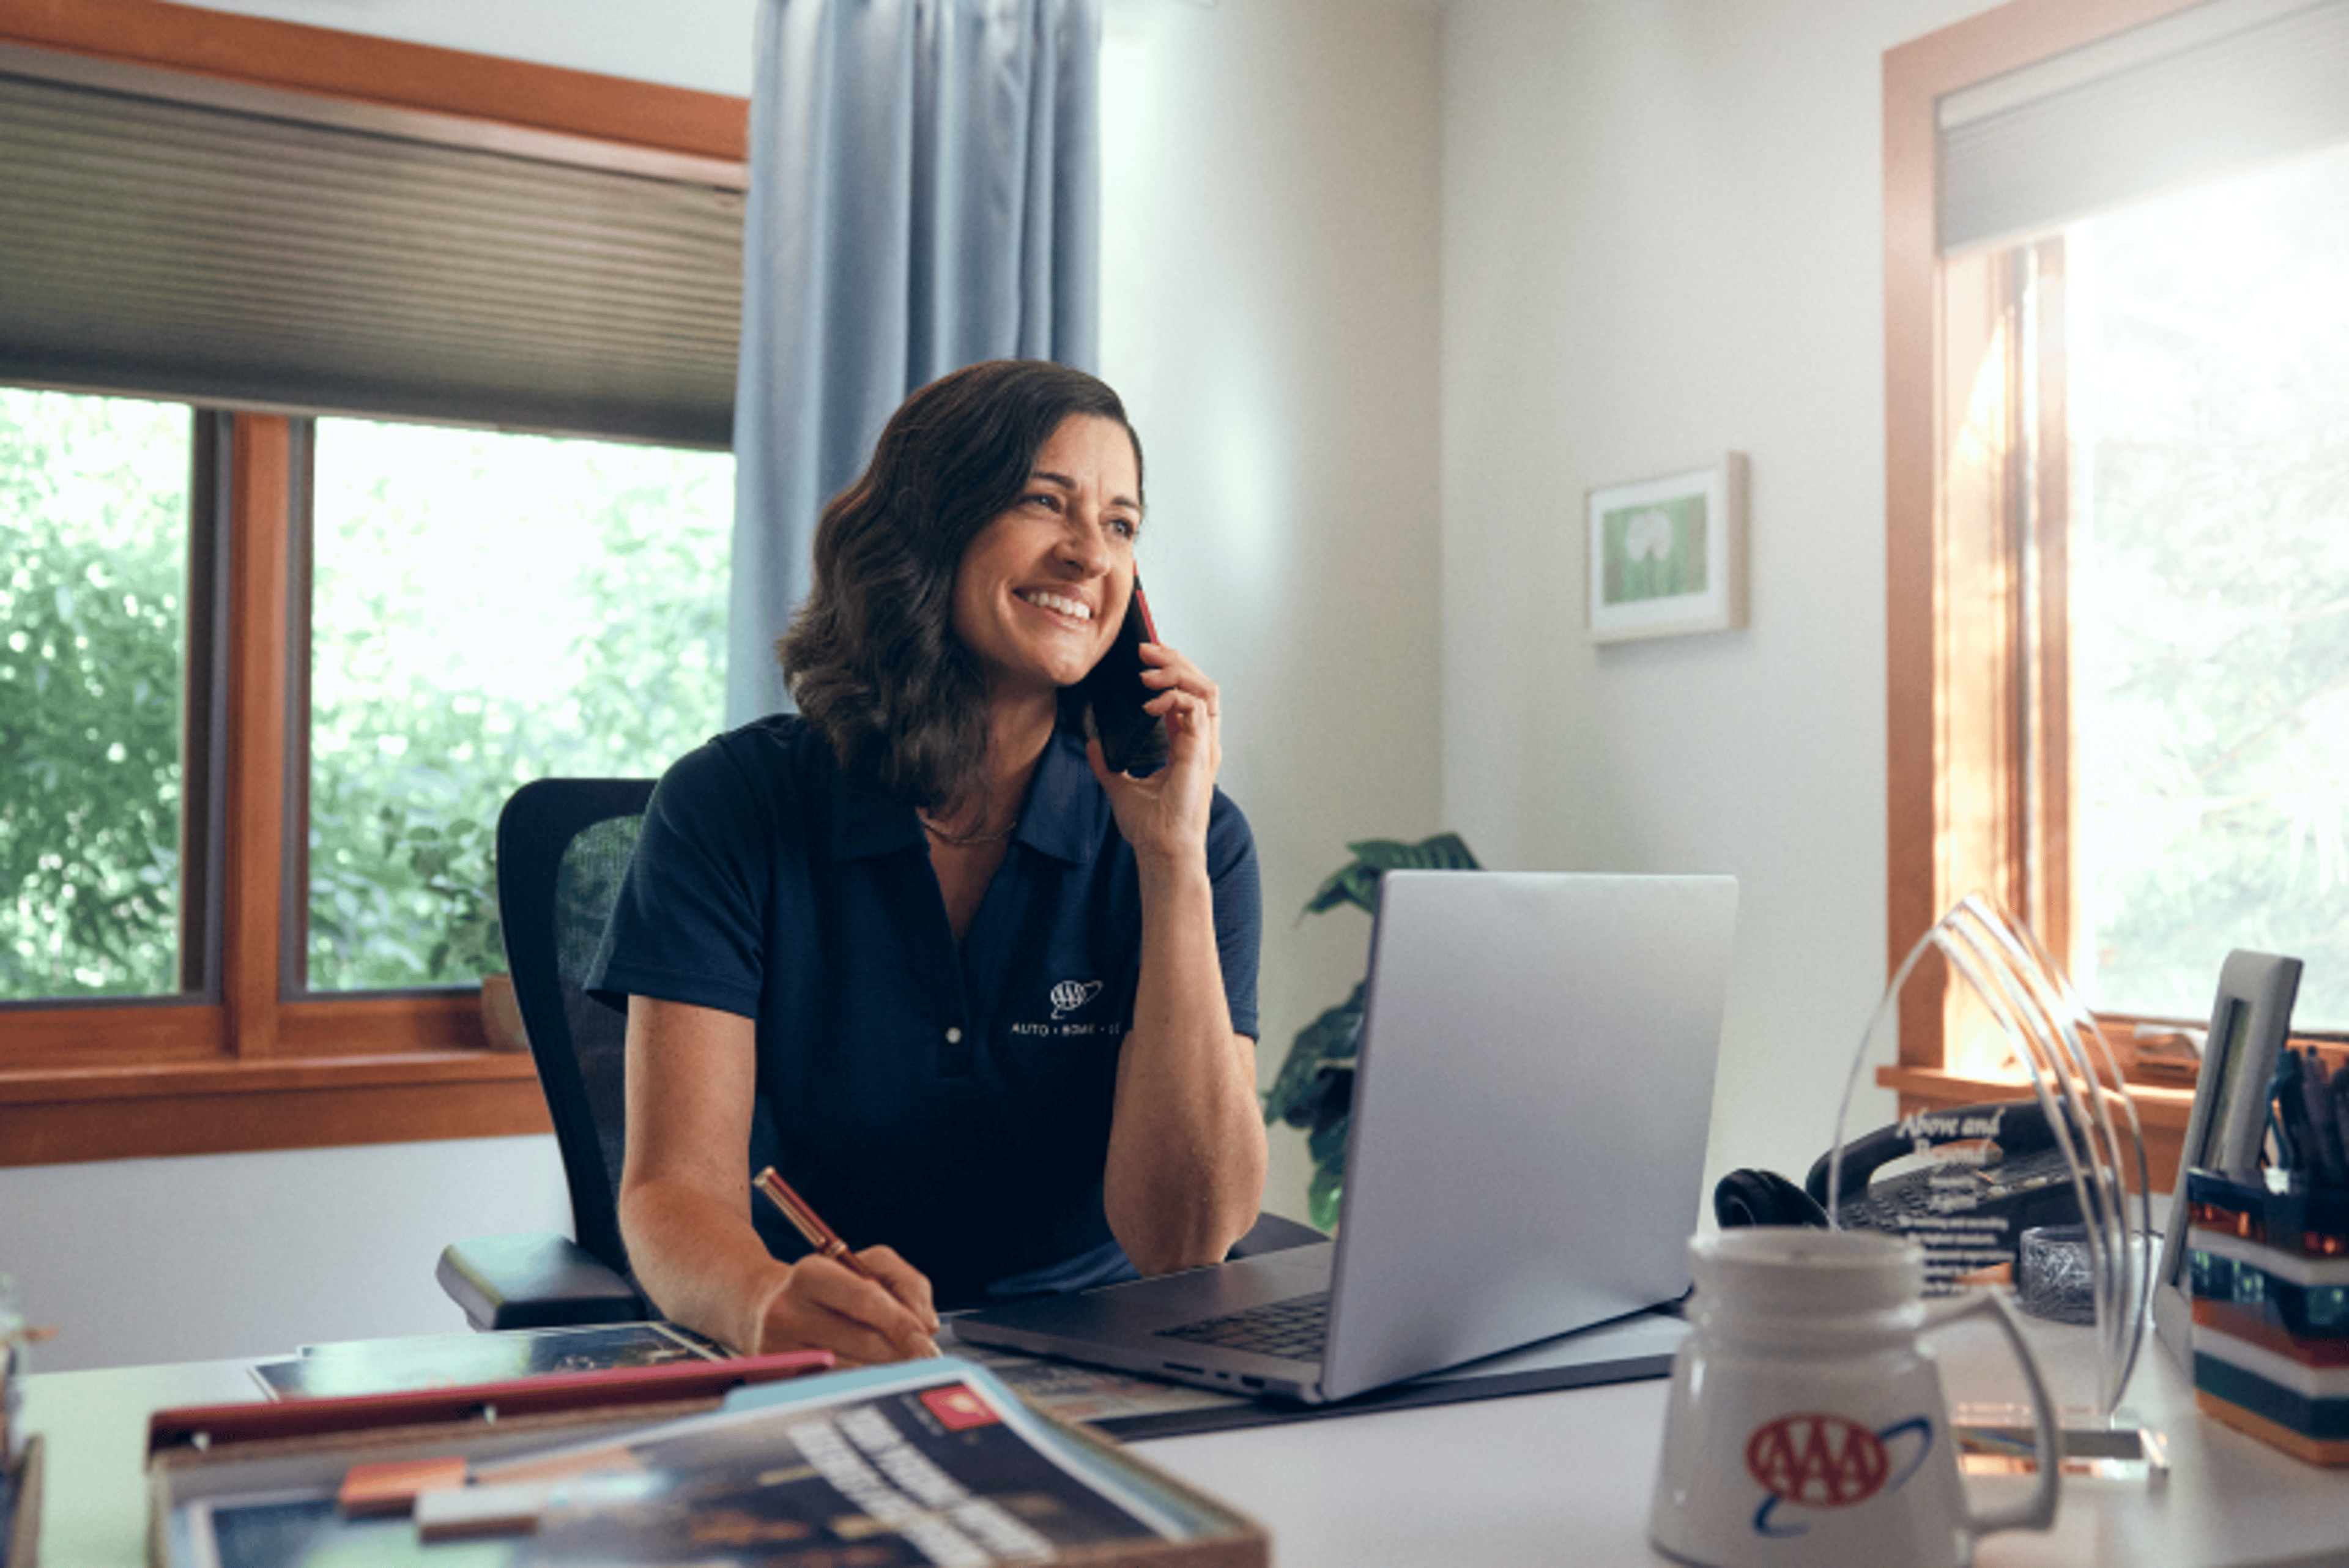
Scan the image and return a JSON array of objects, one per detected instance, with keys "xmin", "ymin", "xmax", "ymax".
[
  {"xmin": 437, "ymin": 775, "xmax": 1321, "ymax": 1332},
  {"xmin": 437, "ymin": 777, "xmax": 655, "ymax": 1331}
]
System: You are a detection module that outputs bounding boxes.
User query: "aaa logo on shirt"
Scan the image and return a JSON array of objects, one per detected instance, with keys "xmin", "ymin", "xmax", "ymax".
[
  {"xmin": 1011, "ymin": 978, "xmax": 1116, "ymax": 1039},
  {"xmin": 1049, "ymin": 979, "xmax": 1104, "ymax": 1019}
]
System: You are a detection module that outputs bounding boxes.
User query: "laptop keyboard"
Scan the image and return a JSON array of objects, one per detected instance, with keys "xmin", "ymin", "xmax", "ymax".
[{"xmin": 1154, "ymin": 1291, "xmax": 1330, "ymax": 1361}]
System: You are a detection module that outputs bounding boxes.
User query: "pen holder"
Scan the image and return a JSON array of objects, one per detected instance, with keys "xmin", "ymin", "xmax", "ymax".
[{"xmin": 2183, "ymin": 1169, "xmax": 2349, "ymax": 1466}]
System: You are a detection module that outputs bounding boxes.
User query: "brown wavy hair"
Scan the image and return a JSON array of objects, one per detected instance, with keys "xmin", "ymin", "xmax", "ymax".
[{"xmin": 777, "ymin": 360, "xmax": 1144, "ymax": 809}]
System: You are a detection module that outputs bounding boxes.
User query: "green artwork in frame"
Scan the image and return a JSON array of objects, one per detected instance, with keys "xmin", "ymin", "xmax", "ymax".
[
  {"xmin": 1585, "ymin": 454, "xmax": 1748, "ymax": 642},
  {"xmin": 1601, "ymin": 492, "xmax": 1710, "ymax": 606}
]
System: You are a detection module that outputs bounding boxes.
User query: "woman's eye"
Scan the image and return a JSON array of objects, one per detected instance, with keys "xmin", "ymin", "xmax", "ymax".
[{"xmin": 1110, "ymin": 516, "xmax": 1138, "ymax": 540}]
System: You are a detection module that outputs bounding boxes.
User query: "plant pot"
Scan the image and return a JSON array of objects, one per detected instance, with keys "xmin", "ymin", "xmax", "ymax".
[{"xmin": 479, "ymin": 972, "xmax": 531, "ymax": 1053}]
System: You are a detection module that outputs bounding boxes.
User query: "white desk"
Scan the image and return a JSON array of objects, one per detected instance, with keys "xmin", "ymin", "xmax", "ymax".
[{"xmin": 21, "ymin": 1315, "xmax": 2349, "ymax": 1567}]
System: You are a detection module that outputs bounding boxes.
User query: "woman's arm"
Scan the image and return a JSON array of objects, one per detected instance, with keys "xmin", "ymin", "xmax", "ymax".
[
  {"xmin": 1093, "ymin": 644, "xmax": 1268, "ymax": 1275},
  {"xmin": 618, "ymin": 995, "xmax": 940, "ymax": 1361}
]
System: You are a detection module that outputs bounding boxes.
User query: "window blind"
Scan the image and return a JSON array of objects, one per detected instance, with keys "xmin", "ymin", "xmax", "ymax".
[
  {"xmin": 1939, "ymin": 0, "xmax": 2349, "ymax": 253},
  {"xmin": 0, "ymin": 48, "xmax": 743, "ymax": 447}
]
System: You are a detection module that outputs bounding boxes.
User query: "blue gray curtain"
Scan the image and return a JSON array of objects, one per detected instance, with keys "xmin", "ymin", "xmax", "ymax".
[{"xmin": 727, "ymin": 0, "xmax": 1104, "ymax": 724}]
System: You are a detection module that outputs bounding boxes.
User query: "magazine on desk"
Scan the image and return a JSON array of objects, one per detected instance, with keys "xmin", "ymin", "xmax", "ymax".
[
  {"xmin": 159, "ymin": 1358, "xmax": 1265, "ymax": 1568},
  {"xmin": 251, "ymin": 1323, "xmax": 722, "ymax": 1400}
]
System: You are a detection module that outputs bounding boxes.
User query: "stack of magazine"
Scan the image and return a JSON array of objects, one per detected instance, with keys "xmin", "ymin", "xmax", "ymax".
[{"xmin": 154, "ymin": 1353, "xmax": 1264, "ymax": 1567}]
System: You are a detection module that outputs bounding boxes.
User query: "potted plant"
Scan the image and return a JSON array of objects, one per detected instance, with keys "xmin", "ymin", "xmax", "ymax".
[{"xmin": 1261, "ymin": 832, "xmax": 1481, "ymax": 1230}]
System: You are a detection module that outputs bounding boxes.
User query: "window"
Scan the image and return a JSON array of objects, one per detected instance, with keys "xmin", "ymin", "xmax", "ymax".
[
  {"xmin": 1885, "ymin": 0, "xmax": 2349, "ymax": 1181},
  {"xmin": 1, "ymin": 388, "xmax": 193, "ymax": 1000},
  {"xmin": 0, "ymin": 4, "xmax": 746, "ymax": 1165},
  {"xmin": 2065, "ymin": 145, "xmax": 2349, "ymax": 1027},
  {"xmin": 6, "ymin": 399, "xmax": 733, "ymax": 1003}
]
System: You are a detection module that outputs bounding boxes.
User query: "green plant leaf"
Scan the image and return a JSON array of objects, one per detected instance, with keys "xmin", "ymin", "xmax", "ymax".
[
  {"xmin": 1301, "ymin": 860, "xmax": 1382, "ymax": 918},
  {"xmin": 1275, "ymin": 831, "xmax": 1480, "ymax": 1244},
  {"xmin": 1262, "ymin": 981, "xmax": 1365, "ymax": 1127},
  {"xmin": 1300, "ymin": 832, "xmax": 1481, "ymax": 917},
  {"xmin": 1307, "ymin": 1163, "xmax": 1344, "ymax": 1234},
  {"xmin": 1305, "ymin": 1077, "xmax": 1352, "ymax": 1155}
]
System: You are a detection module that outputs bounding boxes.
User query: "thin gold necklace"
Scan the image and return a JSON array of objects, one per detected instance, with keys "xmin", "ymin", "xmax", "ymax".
[{"xmin": 918, "ymin": 810, "xmax": 1014, "ymax": 847}]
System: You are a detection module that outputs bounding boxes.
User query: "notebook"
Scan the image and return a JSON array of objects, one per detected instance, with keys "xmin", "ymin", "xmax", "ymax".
[{"xmin": 951, "ymin": 870, "xmax": 1739, "ymax": 1405}]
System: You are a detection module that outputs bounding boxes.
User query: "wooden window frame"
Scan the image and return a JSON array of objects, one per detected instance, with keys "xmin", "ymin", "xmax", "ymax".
[
  {"xmin": 0, "ymin": 0, "xmax": 746, "ymax": 1165},
  {"xmin": 1880, "ymin": 0, "xmax": 2349, "ymax": 1190}
]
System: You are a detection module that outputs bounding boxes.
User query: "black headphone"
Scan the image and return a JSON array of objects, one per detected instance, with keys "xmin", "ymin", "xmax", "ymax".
[{"xmin": 1711, "ymin": 1167, "xmax": 1828, "ymax": 1229}]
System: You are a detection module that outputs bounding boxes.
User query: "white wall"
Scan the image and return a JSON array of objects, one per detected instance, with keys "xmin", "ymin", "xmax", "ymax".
[
  {"xmin": 1, "ymin": 1139, "xmax": 573, "ymax": 1370},
  {"xmin": 1438, "ymin": 0, "xmax": 1992, "ymax": 1198},
  {"xmin": 1097, "ymin": 0, "xmax": 1445, "ymax": 1228},
  {"xmin": 1, "ymin": 0, "xmax": 1441, "ymax": 1369}
]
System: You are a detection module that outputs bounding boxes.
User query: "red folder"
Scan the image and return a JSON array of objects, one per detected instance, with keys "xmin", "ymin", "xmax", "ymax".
[{"xmin": 147, "ymin": 1349, "xmax": 834, "ymax": 1455}]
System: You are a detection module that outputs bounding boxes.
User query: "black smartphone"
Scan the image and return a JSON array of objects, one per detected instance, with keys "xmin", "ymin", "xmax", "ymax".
[{"xmin": 1077, "ymin": 577, "xmax": 1169, "ymax": 776}]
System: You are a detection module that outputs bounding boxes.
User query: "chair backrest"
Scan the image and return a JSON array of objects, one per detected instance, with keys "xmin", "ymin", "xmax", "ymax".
[{"xmin": 496, "ymin": 777, "xmax": 656, "ymax": 1277}]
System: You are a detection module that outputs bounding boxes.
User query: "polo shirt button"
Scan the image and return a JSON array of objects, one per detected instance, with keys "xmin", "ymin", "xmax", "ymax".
[{"xmin": 944, "ymin": 1026, "xmax": 963, "ymax": 1044}]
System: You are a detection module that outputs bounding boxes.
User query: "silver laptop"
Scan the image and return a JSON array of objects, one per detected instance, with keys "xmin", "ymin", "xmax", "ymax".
[{"xmin": 951, "ymin": 871, "xmax": 1738, "ymax": 1405}]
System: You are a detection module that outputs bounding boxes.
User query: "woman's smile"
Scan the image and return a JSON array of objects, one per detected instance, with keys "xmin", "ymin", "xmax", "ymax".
[{"xmin": 1017, "ymin": 587, "xmax": 1097, "ymax": 623}]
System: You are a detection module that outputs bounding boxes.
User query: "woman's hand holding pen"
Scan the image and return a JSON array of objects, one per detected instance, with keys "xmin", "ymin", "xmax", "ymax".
[
  {"xmin": 618, "ymin": 999, "xmax": 941, "ymax": 1368},
  {"xmin": 747, "ymin": 1246, "xmax": 940, "ymax": 1366},
  {"xmin": 751, "ymin": 1166, "xmax": 940, "ymax": 1364}
]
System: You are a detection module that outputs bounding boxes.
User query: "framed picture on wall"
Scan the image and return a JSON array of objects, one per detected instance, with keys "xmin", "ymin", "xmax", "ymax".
[{"xmin": 1585, "ymin": 453, "xmax": 1748, "ymax": 642}]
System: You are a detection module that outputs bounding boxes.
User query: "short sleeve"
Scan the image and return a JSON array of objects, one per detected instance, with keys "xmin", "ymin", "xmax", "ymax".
[
  {"xmin": 1205, "ymin": 792, "xmax": 1262, "ymax": 1039},
  {"xmin": 587, "ymin": 740, "xmax": 783, "ymax": 1019}
]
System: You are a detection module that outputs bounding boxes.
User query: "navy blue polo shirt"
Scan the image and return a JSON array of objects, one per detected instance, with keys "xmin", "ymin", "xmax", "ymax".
[{"xmin": 588, "ymin": 714, "xmax": 1261, "ymax": 1306}]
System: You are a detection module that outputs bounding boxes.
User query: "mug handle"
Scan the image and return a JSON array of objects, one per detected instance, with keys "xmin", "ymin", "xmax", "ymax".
[{"xmin": 1923, "ymin": 1288, "xmax": 2060, "ymax": 1537}]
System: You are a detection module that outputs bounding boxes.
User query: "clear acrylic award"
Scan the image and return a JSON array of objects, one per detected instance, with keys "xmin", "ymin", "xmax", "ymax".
[{"xmin": 1830, "ymin": 894, "xmax": 2161, "ymax": 1474}]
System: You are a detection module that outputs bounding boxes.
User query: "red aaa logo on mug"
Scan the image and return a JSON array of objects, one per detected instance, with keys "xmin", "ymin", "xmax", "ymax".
[{"xmin": 1745, "ymin": 1413, "xmax": 1889, "ymax": 1508}]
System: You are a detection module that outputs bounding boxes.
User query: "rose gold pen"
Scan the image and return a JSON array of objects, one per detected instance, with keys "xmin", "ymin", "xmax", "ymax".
[
  {"xmin": 755, "ymin": 1165, "xmax": 880, "ymax": 1282},
  {"xmin": 756, "ymin": 1165, "xmax": 941, "ymax": 1356}
]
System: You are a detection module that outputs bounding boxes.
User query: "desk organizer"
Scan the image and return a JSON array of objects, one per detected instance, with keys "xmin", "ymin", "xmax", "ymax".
[{"xmin": 2184, "ymin": 1170, "xmax": 2349, "ymax": 1466}]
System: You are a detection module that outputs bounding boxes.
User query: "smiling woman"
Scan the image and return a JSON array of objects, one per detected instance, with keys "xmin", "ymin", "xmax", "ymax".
[
  {"xmin": 592, "ymin": 360, "xmax": 1267, "ymax": 1363},
  {"xmin": 779, "ymin": 362, "xmax": 1147, "ymax": 812}
]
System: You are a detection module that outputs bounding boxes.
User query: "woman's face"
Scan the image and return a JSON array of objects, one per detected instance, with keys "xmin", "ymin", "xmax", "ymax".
[{"xmin": 950, "ymin": 413, "xmax": 1142, "ymax": 702}]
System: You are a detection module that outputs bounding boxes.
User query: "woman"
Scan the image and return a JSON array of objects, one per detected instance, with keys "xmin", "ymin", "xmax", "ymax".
[{"xmin": 590, "ymin": 360, "xmax": 1267, "ymax": 1365}]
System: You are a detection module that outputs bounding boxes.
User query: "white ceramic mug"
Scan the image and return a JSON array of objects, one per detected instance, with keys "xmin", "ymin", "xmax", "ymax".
[{"xmin": 1648, "ymin": 1228, "xmax": 2058, "ymax": 1568}]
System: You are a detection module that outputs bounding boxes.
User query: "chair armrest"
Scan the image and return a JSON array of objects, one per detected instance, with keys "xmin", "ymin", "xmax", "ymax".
[{"xmin": 436, "ymin": 1232, "xmax": 648, "ymax": 1332}]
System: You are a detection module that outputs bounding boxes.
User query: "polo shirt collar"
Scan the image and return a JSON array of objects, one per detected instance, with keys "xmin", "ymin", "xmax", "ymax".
[
  {"xmin": 1015, "ymin": 727, "xmax": 1110, "ymax": 865},
  {"xmin": 825, "ymin": 724, "xmax": 1108, "ymax": 866}
]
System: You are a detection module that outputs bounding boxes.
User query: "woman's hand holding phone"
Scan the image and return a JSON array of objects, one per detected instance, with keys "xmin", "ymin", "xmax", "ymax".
[
  {"xmin": 1088, "ymin": 586, "xmax": 1222, "ymax": 868},
  {"xmin": 1083, "ymin": 579, "xmax": 1168, "ymax": 776}
]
